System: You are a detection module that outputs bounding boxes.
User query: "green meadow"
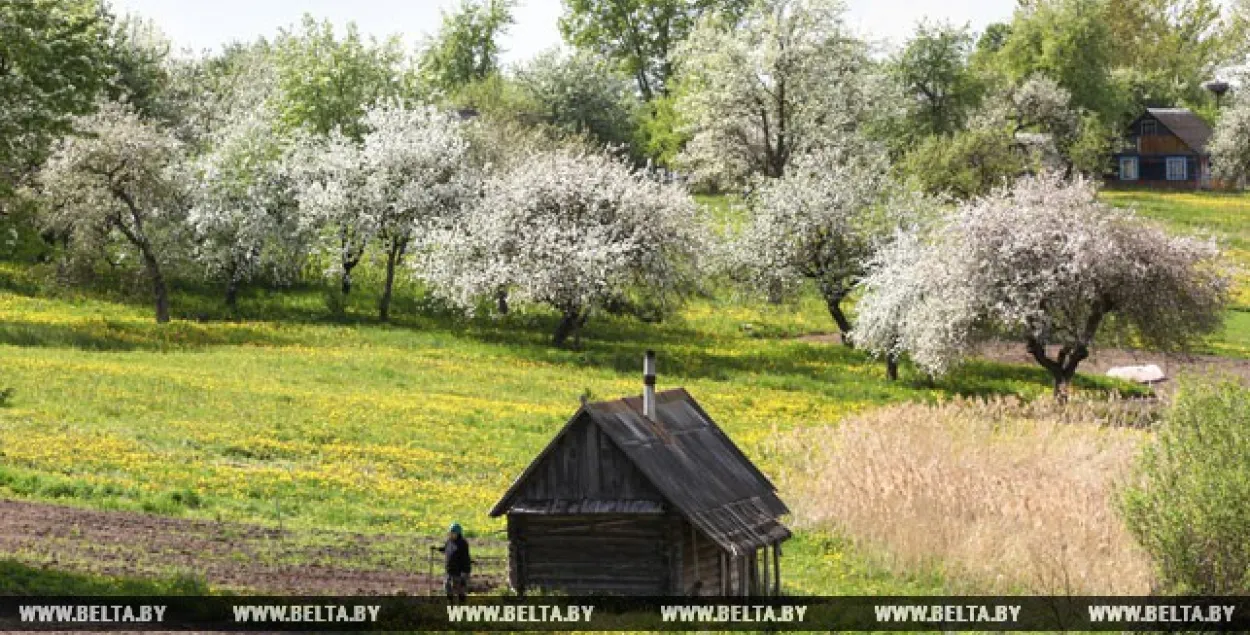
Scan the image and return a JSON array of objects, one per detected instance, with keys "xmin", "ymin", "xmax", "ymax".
[{"xmin": 0, "ymin": 190, "xmax": 1247, "ymax": 594}]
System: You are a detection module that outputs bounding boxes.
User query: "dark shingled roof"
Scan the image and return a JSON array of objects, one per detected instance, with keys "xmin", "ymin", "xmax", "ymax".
[
  {"xmin": 1147, "ymin": 108, "xmax": 1213, "ymax": 153},
  {"xmin": 490, "ymin": 388, "xmax": 791, "ymax": 555}
]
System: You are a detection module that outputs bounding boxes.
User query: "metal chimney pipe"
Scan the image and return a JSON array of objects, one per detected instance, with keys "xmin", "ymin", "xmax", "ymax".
[{"xmin": 643, "ymin": 350, "xmax": 657, "ymax": 419}]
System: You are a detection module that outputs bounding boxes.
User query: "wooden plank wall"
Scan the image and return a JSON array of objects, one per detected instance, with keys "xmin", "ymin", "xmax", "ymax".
[
  {"xmin": 510, "ymin": 514, "xmax": 673, "ymax": 595},
  {"xmin": 1139, "ymin": 133, "xmax": 1193, "ymax": 155},
  {"xmin": 677, "ymin": 518, "xmax": 725, "ymax": 596},
  {"xmin": 516, "ymin": 416, "xmax": 663, "ymax": 502}
]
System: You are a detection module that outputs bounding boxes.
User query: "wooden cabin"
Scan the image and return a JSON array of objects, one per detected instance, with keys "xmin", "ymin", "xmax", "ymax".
[
  {"xmin": 1109, "ymin": 108, "xmax": 1213, "ymax": 189},
  {"xmin": 489, "ymin": 351, "xmax": 791, "ymax": 596}
]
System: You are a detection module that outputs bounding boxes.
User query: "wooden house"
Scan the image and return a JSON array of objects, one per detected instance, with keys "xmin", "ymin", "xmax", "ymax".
[
  {"xmin": 1109, "ymin": 107, "xmax": 1213, "ymax": 188},
  {"xmin": 489, "ymin": 351, "xmax": 791, "ymax": 596}
]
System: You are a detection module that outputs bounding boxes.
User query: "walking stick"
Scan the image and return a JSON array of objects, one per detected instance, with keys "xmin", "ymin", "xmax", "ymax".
[{"xmin": 427, "ymin": 543, "xmax": 434, "ymax": 596}]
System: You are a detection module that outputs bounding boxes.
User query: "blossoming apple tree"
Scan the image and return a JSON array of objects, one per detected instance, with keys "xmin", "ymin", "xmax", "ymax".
[
  {"xmin": 853, "ymin": 173, "xmax": 1230, "ymax": 398},
  {"xmin": 417, "ymin": 148, "xmax": 701, "ymax": 346},
  {"xmin": 294, "ymin": 103, "xmax": 476, "ymax": 320},
  {"xmin": 187, "ymin": 109, "xmax": 304, "ymax": 310},
  {"xmin": 674, "ymin": 0, "xmax": 895, "ymax": 187},
  {"xmin": 38, "ymin": 100, "xmax": 187, "ymax": 323},
  {"xmin": 726, "ymin": 142, "xmax": 934, "ymax": 350}
]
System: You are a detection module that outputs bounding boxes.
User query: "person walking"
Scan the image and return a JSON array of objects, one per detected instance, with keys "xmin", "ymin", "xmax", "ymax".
[{"xmin": 433, "ymin": 522, "xmax": 471, "ymax": 602}]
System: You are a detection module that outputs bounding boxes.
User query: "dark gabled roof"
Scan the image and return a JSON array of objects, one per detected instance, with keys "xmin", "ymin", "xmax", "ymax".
[
  {"xmin": 490, "ymin": 388, "xmax": 791, "ymax": 555},
  {"xmin": 1145, "ymin": 108, "xmax": 1213, "ymax": 153}
]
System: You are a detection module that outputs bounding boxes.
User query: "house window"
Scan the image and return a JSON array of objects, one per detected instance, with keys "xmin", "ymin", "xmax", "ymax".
[
  {"xmin": 1119, "ymin": 156, "xmax": 1139, "ymax": 181},
  {"xmin": 1166, "ymin": 156, "xmax": 1188, "ymax": 181},
  {"xmin": 1141, "ymin": 119, "xmax": 1158, "ymax": 135}
]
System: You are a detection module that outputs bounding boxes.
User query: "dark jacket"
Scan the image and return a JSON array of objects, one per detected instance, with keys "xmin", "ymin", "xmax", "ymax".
[{"xmin": 440, "ymin": 535, "xmax": 471, "ymax": 576}]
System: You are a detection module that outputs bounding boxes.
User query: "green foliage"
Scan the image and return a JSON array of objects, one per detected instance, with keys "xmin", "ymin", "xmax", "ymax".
[
  {"xmin": 973, "ymin": 22, "xmax": 1012, "ymax": 59},
  {"xmin": 418, "ymin": 0, "xmax": 515, "ymax": 95},
  {"xmin": 1121, "ymin": 381, "xmax": 1250, "ymax": 593},
  {"xmin": 900, "ymin": 126, "xmax": 1024, "ymax": 199},
  {"xmin": 272, "ymin": 15, "xmax": 406, "ymax": 139},
  {"xmin": 0, "ymin": 195, "xmax": 51, "ymax": 262},
  {"xmin": 1104, "ymin": 0, "xmax": 1242, "ymax": 114},
  {"xmin": 102, "ymin": 14, "xmax": 173, "ymax": 123},
  {"xmin": 448, "ymin": 72, "xmax": 536, "ymax": 118},
  {"xmin": 891, "ymin": 21, "xmax": 983, "ymax": 139},
  {"xmin": 558, "ymin": 0, "xmax": 751, "ymax": 101},
  {"xmin": 0, "ymin": 0, "xmax": 115, "ymax": 201},
  {"xmin": 514, "ymin": 50, "xmax": 642, "ymax": 157},
  {"xmin": 993, "ymin": 0, "xmax": 1119, "ymax": 120},
  {"xmin": 1064, "ymin": 111, "xmax": 1117, "ymax": 176},
  {"xmin": 637, "ymin": 90, "xmax": 688, "ymax": 168}
]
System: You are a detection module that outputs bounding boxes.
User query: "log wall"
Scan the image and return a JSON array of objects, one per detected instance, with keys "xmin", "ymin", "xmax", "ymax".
[{"xmin": 509, "ymin": 513, "xmax": 674, "ymax": 595}]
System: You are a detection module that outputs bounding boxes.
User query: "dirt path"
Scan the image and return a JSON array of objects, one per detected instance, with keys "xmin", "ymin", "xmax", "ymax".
[
  {"xmin": 0, "ymin": 499, "xmax": 504, "ymax": 595},
  {"xmin": 973, "ymin": 341, "xmax": 1250, "ymax": 392},
  {"xmin": 797, "ymin": 333, "xmax": 1250, "ymax": 393}
]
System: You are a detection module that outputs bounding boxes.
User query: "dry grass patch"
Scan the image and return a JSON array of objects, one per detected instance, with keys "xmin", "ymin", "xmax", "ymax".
[{"xmin": 775, "ymin": 396, "xmax": 1156, "ymax": 594}]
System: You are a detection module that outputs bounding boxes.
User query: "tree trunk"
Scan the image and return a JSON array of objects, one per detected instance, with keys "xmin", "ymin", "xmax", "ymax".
[
  {"xmin": 1028, "ymin": 338, "xmax": 1091, "ymax": 404},
  {"xmin": 141, "ymin": 250, "xmax": 170, "ymax": 324},
  {"xmin": 820, "ymin": 284, "xmax": 853, "ymax": 348},
  {"xmin": 340, "ymin": 255, "xmax": 360, "ymax": 297},
  {"xmin": 552, "ymin": 308, "xmax": 587, "ymax": 348},
  {"xmin": 1052, "ymin": 371, "xmax": 1074, "ymax": 401},
  {"xmin": 496, "ymin": 289, "xmax": 509, "ymax": 315},
  {"xmin": 766, "ymin": 279, "xmax": 784, "ymax": 305},
  {"xmin": 1026, "ymin": 300, "xmax": 1107, "ymax": 403},
  {"xmin": 224, "ymin": 259, "xmax": 241, "ymax": 313},
  {"xmin": 379, "ymin": 239, "xmax": 407, "ymax": 322},
  {"xmin": 886, "ymin": 353, "xmax": 899, "ymax": 381},
  {"xmin": 225, "ymin": 278, "xmax": 240, "ymax": 313},
  {"xmin": 106, "ymin": 194, "xmax": 169, "ymax": 324},
  {"xmin": 340, "ymin": 235, "xmax": 361, "ymax": 296}
]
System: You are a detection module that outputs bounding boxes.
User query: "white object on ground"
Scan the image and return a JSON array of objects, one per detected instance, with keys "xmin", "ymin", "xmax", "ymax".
[{"xmin": 1106, "ymin": 364, "xmax": 1166, "ymax": 384}]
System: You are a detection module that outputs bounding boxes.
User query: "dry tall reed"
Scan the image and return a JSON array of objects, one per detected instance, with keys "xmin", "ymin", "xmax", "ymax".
[{"xmin": 774, "ymin": 396, "xmax": 1156, "ymax": 594}]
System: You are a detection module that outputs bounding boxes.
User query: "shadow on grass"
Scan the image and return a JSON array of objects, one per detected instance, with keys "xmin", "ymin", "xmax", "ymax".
[
  {"xmin": 0, "ymin": 559, "xmax": 210, "ymax": 595},
  {"xmin": 934, "ymin": 359, "xmax": 1145, "ymax": 399},
  {"xmin": 0, "ymin": 319, "xmax": 295, "ymax": 351},
  {"xmin": 0, "ymin": 262, "xmax": 1138, "ymax": 401}
]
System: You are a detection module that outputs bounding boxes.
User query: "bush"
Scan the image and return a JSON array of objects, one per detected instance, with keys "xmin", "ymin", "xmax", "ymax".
[
  {"xmin": 899, "ymin": 127, "xmax": 1024, "ymax": 199},
  {"xmin": 1120, "ymin": 381, "xmax": 1250, "ymax": 593}
]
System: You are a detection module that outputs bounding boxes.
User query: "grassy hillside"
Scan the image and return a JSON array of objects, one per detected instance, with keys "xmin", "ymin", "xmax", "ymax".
[
  {"xmin": 1102, "ymin": 190, "xmax": 1250, "ymax": 357},
  {"xmin": 0, "ymin": 264, "xmax": 1108, "ymax": 531},
  {"xmin": 0, "ymin": 189, "xmax": 1246, "ymax": 594},
  {"xmin": 0, "ymin": 269, "xmax": 1121, "ymax": 594}
]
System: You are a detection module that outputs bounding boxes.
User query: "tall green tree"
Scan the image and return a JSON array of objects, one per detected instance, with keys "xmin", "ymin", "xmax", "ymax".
[
  {"xmin": 0, "ymin": 0, "xmax": 114, "ymax": 204},
  {"xmin": 515, "ymin": 50, "xmax": 642, "ymax": 156},
  {"xmin": 997, "ymin": 0, "xmax": 1119, "ymax": 119},
  {"xmin": 559, "ymin": 0, "xmax": 750, "ymax": 101},
  {"xmin": 1104, "ymin": 0, "xmax": 1243, "ymax": 111},
  {"xmin": 892, "ymin": 21, "xmax": 982, "ymax": 138},
  {"xmin": 272, "ymin": 15, "xmax": 406, "ymax": 140},
  {"xmin": 103, "ymin": 14, "xmax": 173, "ymax": 122},
  {"xmin": 419, "ymin": 0, "xmax": 515, "ymax": 95}
]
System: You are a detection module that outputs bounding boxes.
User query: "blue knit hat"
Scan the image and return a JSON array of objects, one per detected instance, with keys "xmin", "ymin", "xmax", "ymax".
[{"xmin": 449, "ymin": 522, "xmax": 463, "ymax": 535}]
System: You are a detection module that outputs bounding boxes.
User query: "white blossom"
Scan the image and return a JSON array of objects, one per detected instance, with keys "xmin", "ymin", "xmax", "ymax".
[
  {"xmin": 37, "ymin": 100, "xmax": 188, "ymax": 322},
  {"xmin": 854, "ymin": 172, "xmax": 1231, "ymax": 396},
  {"xmin": 416, "ymin": 148, "xmax": 701, "ymax": 345},
  {"xmin": 292, "ymin": 102, "xmax": 476, "ymax": 318},
  {"xmin": 186, "ymin": 108, "xmax": 304, "ymax": 305},
  {"xmin": 1210, "ymin": 93, "xmax": 1250, "ymax": 184},
  {"xmin": 673, "ymin": 0, "xmax": 898, "ymax": 187},
  {"xmin": 725, "ymin": 140, "xmax": 929, "ymax": 341}
]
